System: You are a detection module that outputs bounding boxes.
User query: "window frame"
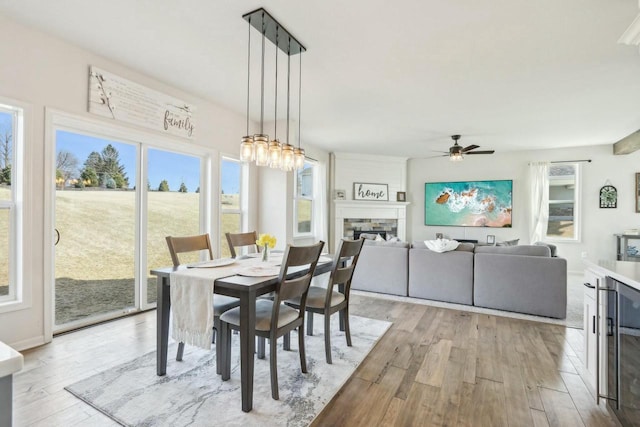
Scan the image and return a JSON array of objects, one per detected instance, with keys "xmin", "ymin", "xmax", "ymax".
[
  {"xmin": 546, "ymin": 162, "xmax": 581, "ymax": 243},
  {"xmin": 0, "ymin": 100, "xmax": 26, "ymax": 312},
  {"xmin": 293, "ymin": 160, "xmax": 316, "ymax": 238}
]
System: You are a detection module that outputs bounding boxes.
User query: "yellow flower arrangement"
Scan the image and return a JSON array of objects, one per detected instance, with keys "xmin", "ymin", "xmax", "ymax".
[{"xmin": 256, "ymin": 233, "xmax": 277, "ymax": 249}]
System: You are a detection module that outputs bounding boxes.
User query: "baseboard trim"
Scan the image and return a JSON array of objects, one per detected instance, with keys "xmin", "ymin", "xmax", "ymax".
[{"xmin": 10, "ymin": 335, "xmax": 49, "ymax": 351}]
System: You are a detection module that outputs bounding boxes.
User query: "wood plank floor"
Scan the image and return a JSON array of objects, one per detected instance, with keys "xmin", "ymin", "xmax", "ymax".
[{"xmin": 13, "ymin": 294, "xmax": 620, "ymax": 426}]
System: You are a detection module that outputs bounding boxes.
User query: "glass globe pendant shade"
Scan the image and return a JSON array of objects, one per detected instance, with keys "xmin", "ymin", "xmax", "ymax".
[
  {"xmin": 293, "ymin": 147, "xmax": 305, "ymax": 170},
  {"xmin": 240, "ymin": 136, "xmax": 255, "ymax": 162},
  {"xmin": 281, "ymin": 143, "xmax": 295, "ymax": 171},
  {"xmin": 254, "ymin": 134, "xmax": 270, "ymax": 166},
  {"xmin": 449, "ymin": 152, "xmax": 463, "ymax": 162},
  {"xmin": 268, "ymin": 139, "xmax": 282, "ymax": 169}
]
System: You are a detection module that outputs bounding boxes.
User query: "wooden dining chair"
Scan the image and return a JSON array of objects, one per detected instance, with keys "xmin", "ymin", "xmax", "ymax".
[
  {"xmin": 225, "ymin": 231, "xmax": 259, "ymax": 258},
  {"xmin": 285, "ymin": 238, "xmax": 365, "ymax": 364},
  {"xmin": 219, "ymin": 241, "xmax": 325, "ymax": 400},
  {"xmin": 165, "ymin": 234, "xmax": 240, "ymax": 374}
]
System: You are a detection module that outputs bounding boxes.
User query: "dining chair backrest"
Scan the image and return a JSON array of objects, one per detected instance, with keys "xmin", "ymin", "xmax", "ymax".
[
  {"xmin": 225, "ymin": 231, "xmax": 259, "ymax": 258},
  {"xmin": 274, "ymin": 241, "xmax": 325, "ymax": 309},
  {"xmin": 327, "ymin": 238, "xmax": 365, "ymax": 301},
  {"xmin": 165, "ymin": 234, "xmax": 213, "ymax": 267}
]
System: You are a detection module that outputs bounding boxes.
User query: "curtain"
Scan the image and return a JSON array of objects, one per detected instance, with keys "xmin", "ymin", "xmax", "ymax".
[{"xmin": 529, "ymin": 161, "xmax": 550, "ymax": 243}]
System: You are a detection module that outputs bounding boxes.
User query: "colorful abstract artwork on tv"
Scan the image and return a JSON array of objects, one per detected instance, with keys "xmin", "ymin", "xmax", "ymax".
[{"xmin": 425, "ymin": 180, "xmax": 512, "ymax": 227}]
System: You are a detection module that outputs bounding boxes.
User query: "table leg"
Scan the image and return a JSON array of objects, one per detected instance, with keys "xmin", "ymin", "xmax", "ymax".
[
  {"xmin": 157, "ymin": 275, "xmax": 171, "ymax": 376},
  {"xmin": 240, "ymin": 290, "xmax": 257, "ymax": 412}
]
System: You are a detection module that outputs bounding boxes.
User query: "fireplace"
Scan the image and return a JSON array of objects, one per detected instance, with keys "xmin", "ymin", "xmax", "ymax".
[
  {"xmin": 353, "ymin": 230, "xmax": 387, "ymax": 240},
  {"xmin": 333, "ymin": 200, "xmax": 408, "ymax": 250}
]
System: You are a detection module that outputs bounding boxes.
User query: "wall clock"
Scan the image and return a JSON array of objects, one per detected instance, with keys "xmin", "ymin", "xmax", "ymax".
[{"xmin": 599, "ymin": 184, "xmax": 617, "ymax": 208}]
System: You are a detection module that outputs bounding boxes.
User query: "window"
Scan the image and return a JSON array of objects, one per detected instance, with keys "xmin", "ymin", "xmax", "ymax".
[
  {"xmin": 294, "ymin": 161, "xmax": 315, "ymax": 235},
  {"xmin": 220, "ymin": 157, "xmax": 243, "ymax": 257},
  {"xmin": 0, "ymin": 103, "xmax": 23, "ymax": 305},
  {"xmin": 547, "ymin": 163, "xmax": 580, "ymax": 241}
]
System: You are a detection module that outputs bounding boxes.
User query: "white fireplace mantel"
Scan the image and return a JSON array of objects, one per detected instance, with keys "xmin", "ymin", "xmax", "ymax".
[{"xmin": 334, "ymin": 200, "xmax": 410, "ymax": 243}]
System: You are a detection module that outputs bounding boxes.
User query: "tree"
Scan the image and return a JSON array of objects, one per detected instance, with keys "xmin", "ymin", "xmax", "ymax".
[
  {"xmin": 0, "ymin": 129, "xmax": 11, "ymax": 170},
  {"xmin": 81, "ymin": 145, "xmax": 130, "ymax": 189},
  {"xmin": 80, "ymin": 167, "xmax": 99, "ymax": 187},
  {"xmin": 1, "ymin": 164, "xmax": 11, "ymax": 185},
  {"xmin": 179, "ymin": 182, "xmax": 188, "ymax": 193},
  {"xmin": 158, "ymin": 180, "xmax": 169, "ymax": 192},
  {"xmin": 100, "ymin": 144, "xmax": 129, "ymax": 188},
  {"xmin": 56, "ymin": 150, "xmax": 79, "ymax": 188}
]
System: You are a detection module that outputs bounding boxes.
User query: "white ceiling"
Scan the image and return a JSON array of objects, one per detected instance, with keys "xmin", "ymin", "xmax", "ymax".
[{"xmin": 1, "ymin": 0, "xmax": 640, "ymax": 157}]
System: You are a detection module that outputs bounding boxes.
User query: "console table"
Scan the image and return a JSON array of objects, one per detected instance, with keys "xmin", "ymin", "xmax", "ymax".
[{"xmin": 615, "ymin": 234, "xmax": 640, "ymax": 262}]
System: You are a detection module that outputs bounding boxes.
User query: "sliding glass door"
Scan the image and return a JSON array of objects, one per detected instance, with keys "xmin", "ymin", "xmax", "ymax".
[
  {"xmin": 55, "ymin": 131, "xmax": 138, "ymax": 327},
  {"xmin": 53, "ymin": 127, "xmax": 209, "ymax": 331}
]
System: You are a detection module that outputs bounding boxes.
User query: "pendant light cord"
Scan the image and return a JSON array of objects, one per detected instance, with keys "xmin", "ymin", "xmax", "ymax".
[
  {"xmin": 286, "ymin": 37, "xmax": 291, "ymax": 145},
  {"xmin": 274, "ymin": 27, "xmax": 278, "ymax": 139},
  {"xmin": 260, "ymin": 12, "xmax": 266, "ymax": 134},
  {"xmin": 246, "ymin": 16, "xmax": 251, "ymax": 136},
  {"xmin": 298, "ymin": 50, "xmax": 302, "ymax": 149}
]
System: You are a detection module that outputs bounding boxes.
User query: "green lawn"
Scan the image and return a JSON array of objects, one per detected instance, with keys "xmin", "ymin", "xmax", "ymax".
[{"xmin": 1, "ymin": 187, "xmax": 241, "ymax": 322}]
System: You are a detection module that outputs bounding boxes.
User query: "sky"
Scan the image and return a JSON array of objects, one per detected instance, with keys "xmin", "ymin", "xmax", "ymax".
[{"xmin": 56, "ymin": 130, "xmax": 240, "ymax": 194}]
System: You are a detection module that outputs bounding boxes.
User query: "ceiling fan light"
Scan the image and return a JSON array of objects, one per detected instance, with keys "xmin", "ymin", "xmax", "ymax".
[
  {"xmin": 450, "ymin": 152, "xmax": 463, "ymax": 162},
  {"xmin": 240, "ymin": 136, "xmax": 255, "ymax": 162}
]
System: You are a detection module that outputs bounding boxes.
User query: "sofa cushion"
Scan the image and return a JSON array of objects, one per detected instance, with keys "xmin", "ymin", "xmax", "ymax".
[
  {"xmin": 364, "ymin": 240, "xmax": 410, "ymax": 248},
  {"xmin": 474, "ymin": 245, "xmax": 550, "ymax": 257},
  {"xmin": 534, "ymin": 241, "xmax": 558, "ymax": 257},
  {"xmin": 408, "ymin": 249, "xmax": 474, "ymax": 305},
  {"xmin": 496, "ymin": 238, "xmax": 520, "ymax": 246}
]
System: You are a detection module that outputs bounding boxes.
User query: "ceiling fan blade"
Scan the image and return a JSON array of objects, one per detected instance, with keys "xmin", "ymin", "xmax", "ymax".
[
  {"xmin": 461, "ymin": 144, "xmax": 480, "ymax": 153},
  {"xmin": 465, "ymin": 150, "xmax": 495, "ymax": 155}
]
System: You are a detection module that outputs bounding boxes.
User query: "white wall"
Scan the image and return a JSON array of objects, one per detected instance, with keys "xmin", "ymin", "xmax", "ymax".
[
  {"xmin": 0, "ymin": 15, "xmax": 328, "ymax": 349},
  {"xmin": 407, "ymin": 144, "xmax": 640, "ymax": 272}
]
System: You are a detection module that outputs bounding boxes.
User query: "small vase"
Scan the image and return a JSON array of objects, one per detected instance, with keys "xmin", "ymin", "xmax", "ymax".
[{"xmin": 262, "ymin": 244, "xmax": 269, "ymax": 262}]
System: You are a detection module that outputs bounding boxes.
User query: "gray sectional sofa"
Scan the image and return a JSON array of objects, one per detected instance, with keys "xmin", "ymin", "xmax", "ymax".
[{"xmin": 351, "ymin": 240, "xmax": 567, "ymax": 319}]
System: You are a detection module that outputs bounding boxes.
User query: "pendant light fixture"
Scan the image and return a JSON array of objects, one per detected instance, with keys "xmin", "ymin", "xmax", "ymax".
[
  {"xmin": 281, "ymin": 36, "xmax": 295, "ymax": 172},
  {"xmin": 294, "ymin": 50, "xmax": 305, "ymax": 170},
  {"xmin": 239, "ymin": 15, "xmax": 255, "ymax": 163},
  {"xmin": 268, "ymin": 26, "xmax": 282, "ymax": 169},
  {"xmin": 240, "ymin": 8, "xmax": 306, "ymax": 173},
  {"xmin": 253, "ymin": 11, "xmax": 270, "ymax": 167}
]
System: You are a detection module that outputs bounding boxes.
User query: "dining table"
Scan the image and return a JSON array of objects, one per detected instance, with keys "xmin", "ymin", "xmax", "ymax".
[{"xmin": 150, "ymin": 254, "xmax": 334, "ymax": 412}]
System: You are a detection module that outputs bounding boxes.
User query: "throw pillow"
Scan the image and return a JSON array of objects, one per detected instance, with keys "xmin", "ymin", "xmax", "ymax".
[
  {"xmin": 374, "ymin": 234, "xmax": 385, "ymax": 242},
  {"xmin": 497, "ymin": 238, "xmax": 519, "ymax": 246},
  {"xmin": 424, "ymin": 239, "xmax": 459, "ymax": 253}
]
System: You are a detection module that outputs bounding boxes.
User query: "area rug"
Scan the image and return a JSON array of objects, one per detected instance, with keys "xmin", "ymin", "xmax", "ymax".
[{"xmin": 65, "ymin": 315, "xmax": 391, "ymax": 426}]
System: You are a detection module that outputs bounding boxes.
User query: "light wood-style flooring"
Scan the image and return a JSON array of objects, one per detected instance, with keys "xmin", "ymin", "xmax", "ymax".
[{"xmin": 13, "ymin": 294, "xmax": 620, "ymax": 426}]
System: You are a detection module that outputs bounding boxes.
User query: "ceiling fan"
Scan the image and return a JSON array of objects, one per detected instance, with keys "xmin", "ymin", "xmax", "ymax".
[{"xmin": 443, "ymin": 135, "xmax": 495, "ymax": 161}]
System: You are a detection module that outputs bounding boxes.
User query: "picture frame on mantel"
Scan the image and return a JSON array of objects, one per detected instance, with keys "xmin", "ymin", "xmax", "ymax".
[
  {"xmin": 353, "ymin": 182, "xmax": 388, "ymax": 201},
  {"xmin": 396, "ymin": 191, "xmax": 406, "ymax": 202}
]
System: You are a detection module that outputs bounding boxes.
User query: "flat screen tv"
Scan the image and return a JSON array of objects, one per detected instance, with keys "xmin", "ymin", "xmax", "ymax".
[{"xmin": 425, "ymin": 180, "xmax": 512, "ymax": 227}]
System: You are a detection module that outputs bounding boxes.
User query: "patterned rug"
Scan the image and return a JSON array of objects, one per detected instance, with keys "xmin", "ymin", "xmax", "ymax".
[{"xmin": 65, "ymin": 315, "xmax": 391, "ymax": 426}]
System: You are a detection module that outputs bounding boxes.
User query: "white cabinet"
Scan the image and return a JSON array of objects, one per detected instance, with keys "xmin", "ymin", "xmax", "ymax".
[{"xmin": 583, "ymin": 267, "xmax": 606, "ymax": 395}]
